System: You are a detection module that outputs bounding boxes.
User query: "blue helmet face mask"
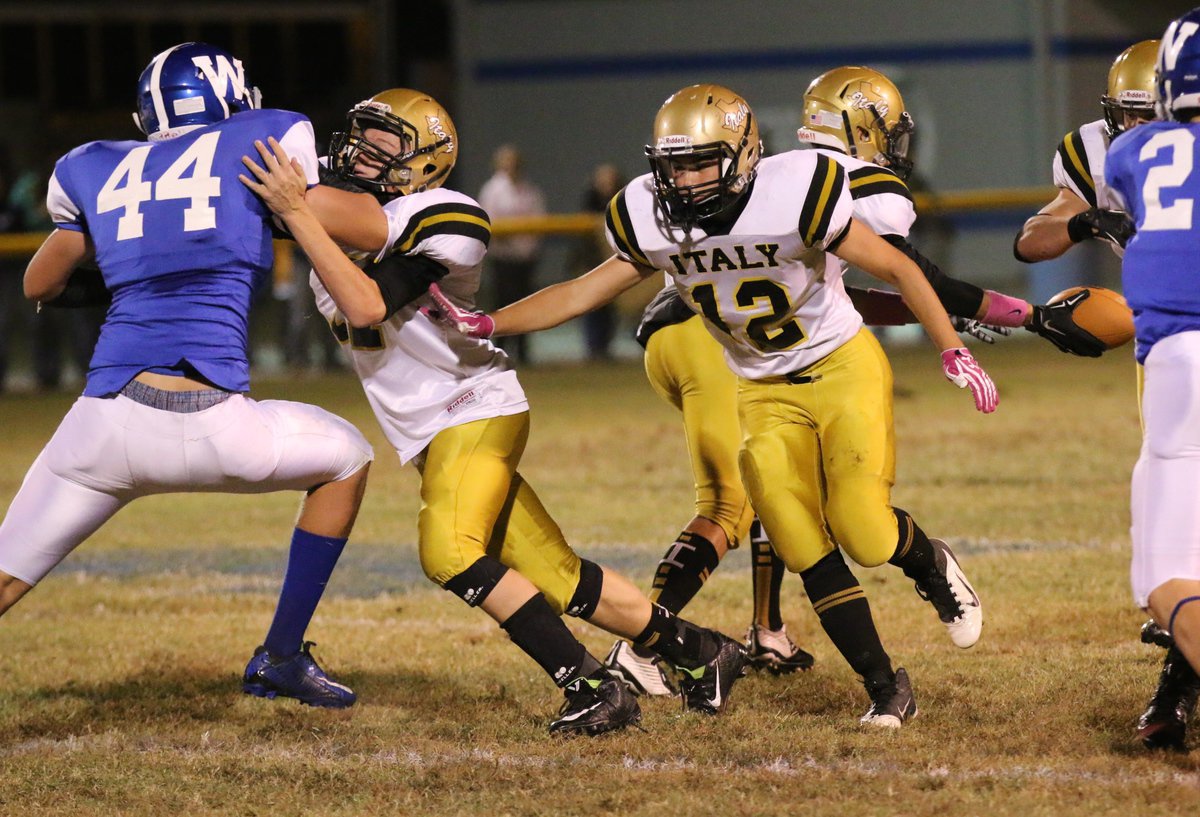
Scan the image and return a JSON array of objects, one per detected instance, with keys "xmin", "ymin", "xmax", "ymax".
[
  {"xmin": 1157, "ymin": 10, "xmax": 1200, "ymax": 121},
  {"xmin": 133, "ymin": 42, "xmax": 262, "ymax": 140}
]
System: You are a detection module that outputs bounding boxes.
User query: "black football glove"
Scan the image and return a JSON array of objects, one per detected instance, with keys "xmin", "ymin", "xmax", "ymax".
[
  {"xmin": 1066, "ymin": 207, "xmax": 1135, "ymax": 247},
  {"xmin": 1025, "ymin": 289, "xmax": 1106, "ymax": 358},
  {"xmin": 951, "ymin": 316, "xmax": 1012, "ymax": 344}
]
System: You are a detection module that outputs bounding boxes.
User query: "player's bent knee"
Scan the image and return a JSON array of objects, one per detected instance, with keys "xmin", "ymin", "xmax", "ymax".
[
  {"xmin": 564, "ymin": 558, "xmax": 604, "ymax": 618},
  {"xmin": 442, "ymin": 556, "xmax": 509, "ymax": 607}
]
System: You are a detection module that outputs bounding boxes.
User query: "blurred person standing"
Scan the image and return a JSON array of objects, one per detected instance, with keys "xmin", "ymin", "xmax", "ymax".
[
  {"xmin": 478, "ymin": 144, "xmax": 544, "ymax": 364},
  {"xmin": 569, "ymin": 163, "xmax": 626, "ymax": 361},
  {"xmin": 10, "ymin": 154, "xmax": 105, "ymax": 390},
  {"xmin": 0, "ymin": 145, "xmax": 22, "ymax": 393}
]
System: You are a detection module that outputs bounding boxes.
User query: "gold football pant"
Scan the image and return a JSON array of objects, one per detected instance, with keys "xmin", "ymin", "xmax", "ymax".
[
  {"xmin": 643, "ymin": 315, "xmax": 755, "ymax": 547},
  {"xmin": 414, "ymin": 412, "xmax": 582, "ymax": 614},
  {"xmin": 738, "ymin": 328, "xmax": 899, "ymax": 573}
]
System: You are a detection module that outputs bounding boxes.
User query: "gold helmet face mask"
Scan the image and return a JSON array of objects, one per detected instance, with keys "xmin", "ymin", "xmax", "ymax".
[
  {"xmin": 1102, "ymin": 39, "xmax": 1159, "ymax": 138},
  {"xmin": 797, "ymin": 66, "xmax": 915, "ymax": 179},
  {"xmin": 645, "ymin": 84, "xmax": 762, "ymax": 226},
  {"xmin": 329, "ymin": 88, "xmax": 457, "ymax": 197}
]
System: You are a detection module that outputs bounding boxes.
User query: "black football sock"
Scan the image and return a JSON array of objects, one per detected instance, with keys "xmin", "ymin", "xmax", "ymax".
[
  {"xmin": 750, "ymin": 519, "xmax": 786, "ymax": 630},
  {"xmin": 633, "ymin": 603, "xmax": 720, "ymax": 669},
  {"xmin": 500, "ymin": 593, "xmax": 602, "ymax": 687},
  {"xmin": 801, "ymin": 550, "xmax": 892, "ymax": 681},
  {"xmin": 887, "ymin": 508, "xmax": 938, "ymax": 580},
  {"xmin": 649, "ymin": 530, "xmax": 721, "ymax": 614}
]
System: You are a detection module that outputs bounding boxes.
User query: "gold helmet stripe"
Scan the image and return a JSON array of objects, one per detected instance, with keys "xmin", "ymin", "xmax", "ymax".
[
  {"xmin": 605, "ymin": 188, "xmax": 652, "ymax": 268},
  {"xmin": 848, "ymin": 167, "xmax": 912, "ymax": 201},
  {"xmin": 812, "ymin": 585, "xmax": 867, "ymax": 615},
  {"xmin": 395, "ymin": 203, "xmax": 491, "ymax": 253},
  {"xmin": 1056, "ymin": 129, "xmax": 1097, "ymax": 207},
  {"xmin": 798, "ymin": 153, "xmax": 846, "ymax": 248}
]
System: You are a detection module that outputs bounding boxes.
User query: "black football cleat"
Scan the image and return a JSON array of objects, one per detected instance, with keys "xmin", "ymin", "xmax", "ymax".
[
  {"xmin": 860, "ymin": 667, "xmax": 918, "ymax": 728},
  {"xmin": 1138, "ymin": 646, "xmax": 1200, "ymax": 751},
  {"xmin": 676, "ymin": 633, "xmax": 748, "ymax": 715},
  {"xmin": 549, "ymin": 675, "xmax": 642, "ymax": 737}
]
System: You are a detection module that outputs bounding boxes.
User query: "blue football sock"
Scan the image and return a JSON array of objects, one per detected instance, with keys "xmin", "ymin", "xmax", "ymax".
[{"xmin": 263, "ymin": 528, "xmax": 348, "ymax": 658}]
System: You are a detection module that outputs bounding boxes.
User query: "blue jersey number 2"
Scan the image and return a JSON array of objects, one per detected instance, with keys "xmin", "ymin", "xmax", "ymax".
[{"xmin": 1140, "ymin": 129, "xmax": 1196, "ymax": 232}]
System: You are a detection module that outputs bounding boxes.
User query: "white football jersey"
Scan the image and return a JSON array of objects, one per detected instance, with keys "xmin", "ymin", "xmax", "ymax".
[
  {"xmin": 822, "ymin": 149, "xmax": 917, "ymax": 238},
  {"xmin": 607, "ymin": 150, "xmax": 860, "ymax": 379},
  {"xmin": 310, "ymin": 187, "xmax": 528, "ymax": 463},
  {"xmin": 1051, "ymin": 119, "xmax": 1124, "ymax": 256}
]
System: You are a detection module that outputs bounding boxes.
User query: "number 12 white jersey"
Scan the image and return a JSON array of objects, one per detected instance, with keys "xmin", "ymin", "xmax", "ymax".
[{"xmin": 606, "ymin": 150, "xmax": 860, "ymax": 379}]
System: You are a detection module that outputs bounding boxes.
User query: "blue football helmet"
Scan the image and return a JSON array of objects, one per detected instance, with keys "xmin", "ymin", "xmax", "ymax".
[
  {"xmin": 133, "ymin": 42, "xmax": 261, "ymax": 140},
  {"xmin": 1157, "ymin": 10, "xmax": 1200, "ymax": 120}
]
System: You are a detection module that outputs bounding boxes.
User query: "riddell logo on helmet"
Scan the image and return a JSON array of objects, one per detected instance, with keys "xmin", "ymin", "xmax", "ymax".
[{"xmin": 657, "ymin": 135, "xmax": 693, "ymax": 149}]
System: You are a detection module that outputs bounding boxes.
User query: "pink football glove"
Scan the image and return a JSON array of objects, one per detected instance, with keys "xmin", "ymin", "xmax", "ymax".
[
  {"xmin": 941, "ymin": 347, "xmax": 998, "ymax": 413},
  {"xmin": 424, "ymin": 283, "xmax": 495, "ymax": 339}
]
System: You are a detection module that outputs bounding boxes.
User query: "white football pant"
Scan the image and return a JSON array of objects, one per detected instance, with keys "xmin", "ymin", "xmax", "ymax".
[
  {"xmin": 1132, "ymin": 330, "xmax": 1200, "ymax": 608},
  {"xmin": 0, "ymin": 393, "xmax": 373, "ymax": 585}
]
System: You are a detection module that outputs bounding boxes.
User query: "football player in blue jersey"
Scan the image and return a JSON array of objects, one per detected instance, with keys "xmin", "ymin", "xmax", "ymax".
[
  {"xmin": 0, "ymin": 43, "xmax": 378, "ymax": 709},
  {"xmin": 1106, "ymin": 9, "xmax": 1200, "ymax": 751}
]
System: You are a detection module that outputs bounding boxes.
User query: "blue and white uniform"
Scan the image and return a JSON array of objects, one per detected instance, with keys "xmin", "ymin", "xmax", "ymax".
[
  {"xmin": 1106, "ymin": 119, "xmax": 1200, "ymax": 605},
  {"xmin": 0, "ymin": 109, "xmax": 372, "ymax": 585}
]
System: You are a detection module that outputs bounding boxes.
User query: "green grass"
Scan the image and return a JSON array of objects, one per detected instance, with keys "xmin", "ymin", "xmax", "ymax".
[{"xmin": 2, "ymin": 339, "xmax": 1197, "ymax": 816}]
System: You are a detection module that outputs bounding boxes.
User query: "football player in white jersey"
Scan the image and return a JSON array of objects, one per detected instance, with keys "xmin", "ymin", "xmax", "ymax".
[
  {"xmin": 427, "ymin": 84, "xmax": 997, "ymax": 727},
  {"xmin": 239, "ymin": 88, "xmax": 751, "ymax": 736},
  {"xmin": 1015, "ymin": 40, "xmax": 1156, "ymax": 269},
  {"xmin": 606, "ymin": 66, "xmax": 1037, "ymax": 699},
  {"xmin": 1015, "ymin": 40, "xmax": 1200, "ymax": 750}
]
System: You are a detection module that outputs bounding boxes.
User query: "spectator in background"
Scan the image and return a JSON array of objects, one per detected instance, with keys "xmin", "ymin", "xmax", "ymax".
[
  {"xmin": 0, "ymin": 145, "xmax": 21, "ymax": 393},
  {"xmin": 570, "ymin": 163, "xmax": 626, "ymax": 361},
  {"xmin": 478, "ymin": 144, "xmax": 544, "ymax": 364},
  {"xmin": 10, "ymin": 154, "xmax": 105, "ymax": 390}
]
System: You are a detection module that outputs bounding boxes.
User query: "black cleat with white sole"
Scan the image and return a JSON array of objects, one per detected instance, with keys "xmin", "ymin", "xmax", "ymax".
[
  {"xmin": 860, "ymin": 667, "xmax": 917, "ymax": 728},
  {"xmin": 549, "ymin": 674, "xmax": 642, "ymax": 737}
]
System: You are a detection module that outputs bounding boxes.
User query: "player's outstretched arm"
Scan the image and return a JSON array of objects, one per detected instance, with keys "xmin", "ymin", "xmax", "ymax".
[
  {"xmin": 835, "ymin": 219, "xmax": 997, "ymax": 413},
  {"xmin": 240, "ymin": 138, "xmax": 387, "ymax": 328},
  {"xmin": 430, "ymin": 254, "xmax": 652, "ymax": 338}
]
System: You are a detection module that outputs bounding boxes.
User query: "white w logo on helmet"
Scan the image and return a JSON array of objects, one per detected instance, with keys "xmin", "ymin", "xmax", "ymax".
[
  {"xmin": 1161, "ymin": 20, "xmax": 1199, "ymax": 71},
  {"xmin": 191, "ymin": 55, "xmax": 249, "ymax": 118}
]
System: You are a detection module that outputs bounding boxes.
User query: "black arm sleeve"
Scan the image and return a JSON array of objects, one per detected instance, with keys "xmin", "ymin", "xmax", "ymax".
[
  {"xmin": 40, "ymin": 266, "xmax": 112, "ymax": 309},
  {"xmin": 879, "ymin": 233, "xmax": 984, "ymax": 319},
  {"xmin": 364, "ymin": 252, "xmax": 449, "ymax": 320}
]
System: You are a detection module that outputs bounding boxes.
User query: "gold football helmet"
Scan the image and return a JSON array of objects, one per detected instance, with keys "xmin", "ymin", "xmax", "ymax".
[
  {"xmin": 796, "ymin": 66, "xmax": 914, "ymax": 179},
  {"xmin": 328, "ymin": 88, "xmax": 457, "ymax": 196},
  {"xmin": 1102, "ymin": 40, "xmax": 1159, "ymax": 137},
  {"xmin": 644, "ymin": 84, "xmax": 762, "ymax": 225}
]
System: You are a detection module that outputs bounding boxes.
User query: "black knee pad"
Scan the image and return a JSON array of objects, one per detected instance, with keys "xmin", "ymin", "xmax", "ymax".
[
  {"xmin": 565, "ymin": 559, "xmax": 604, "ymax": 618},
  {"xmin": 443, "ymin": 556, "xmax": 508, "ymax": 607}
]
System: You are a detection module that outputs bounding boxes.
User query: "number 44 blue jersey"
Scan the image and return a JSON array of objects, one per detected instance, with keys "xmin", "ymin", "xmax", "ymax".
[
  {"xmin": 1106, "ymin": 120, "xmax": 1200, "ymax": 363},
  {"xmin": 47, "ymin": 108, "xmax": 318, "ymax": 396}
]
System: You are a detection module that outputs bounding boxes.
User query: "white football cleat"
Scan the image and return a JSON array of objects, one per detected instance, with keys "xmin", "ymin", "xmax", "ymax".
[
  {"xmin": 604, "ymin": 640, "xmax": 677, "ymax": 697},
  {"xmin": 915, "ymin": 538, "xmax": 982, "ymax": 648}
]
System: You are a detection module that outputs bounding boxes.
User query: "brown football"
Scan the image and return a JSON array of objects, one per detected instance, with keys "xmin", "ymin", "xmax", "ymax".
[{"xmin": 1047, "ymin": 286, "xmax": 1134, "ymax": 349}]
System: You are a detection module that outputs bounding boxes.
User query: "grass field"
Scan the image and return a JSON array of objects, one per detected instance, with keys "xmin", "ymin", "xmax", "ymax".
[{"xmin": 2, "ymin": 339, "xmax": 1197, "ymax": 816}]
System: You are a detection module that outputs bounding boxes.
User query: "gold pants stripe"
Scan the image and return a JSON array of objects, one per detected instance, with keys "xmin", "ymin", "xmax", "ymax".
[
  {"xmin": 416, "ymin": 413, "xmax": 582, "ymax": 614},
  {"xmin": 738, "ymin": 328, "xmax": 899, "ymax": 573},
  {"xmin": 644, "ymin": 316, "xmax": 755, "ymax": 547}
]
